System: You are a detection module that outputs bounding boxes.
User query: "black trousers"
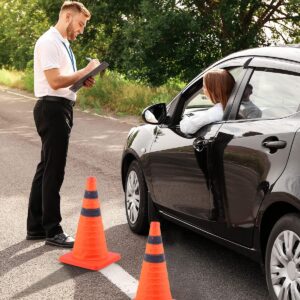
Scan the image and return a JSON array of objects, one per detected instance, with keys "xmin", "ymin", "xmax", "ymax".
[{"xmin": 27, "ymin": 99, "xmax": 73, "ymax": 237}]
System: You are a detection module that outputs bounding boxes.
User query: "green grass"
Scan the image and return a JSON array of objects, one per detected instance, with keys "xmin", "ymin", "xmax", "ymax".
[
  {"xmin": 0, "ymin": 69, "xmax": 26, "ymax": 89},
  {"xmin": 78, "ymin": 71, "xmax": 184, "ymax": 115},
  {"xmin": 0, "ymin": 69, "xmax": 185, "ymax": 116}
]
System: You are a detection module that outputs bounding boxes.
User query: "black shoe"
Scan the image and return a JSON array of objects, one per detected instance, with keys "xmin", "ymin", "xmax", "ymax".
[
  {"xmin": 45, "ymin": 233, "xmax": 74, "ymax": 248},
  {"xmin": 26, "ymin": 231, "xmax": 46, "ymax": 240}
]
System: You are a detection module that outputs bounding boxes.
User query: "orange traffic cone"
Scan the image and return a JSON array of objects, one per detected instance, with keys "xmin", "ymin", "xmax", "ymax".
[
  {"xmin": 135, "ymin": 221, "xmax": 173, "ymax": 300},
  {"xmin": 59, "ymin": 177, "xmax": 121, "ymax": 270}
]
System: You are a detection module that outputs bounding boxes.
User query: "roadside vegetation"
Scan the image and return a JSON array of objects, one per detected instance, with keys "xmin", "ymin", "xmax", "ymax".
[
  {"xmin": 0, "ymin": 69, "xmax": 26, "ymax": 90},
  {"xmin": 0, "ymin": 69, "xmax": 184, "ymax": 116}
]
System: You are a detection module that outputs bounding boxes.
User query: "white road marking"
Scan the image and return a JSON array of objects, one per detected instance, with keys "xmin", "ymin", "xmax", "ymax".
[
  {"xmin": 1, "ymin": 87, "xmax": 138, "ymax": 126},
  {"xmin": 6, "ymin": 90, "xmax": 36, "ymax": 100},
  {"xmin": 100, "ymin": 222, "xmax": 139, "ymax": 299},
  {"xmin": 100, "ymin": 263, "xmax": 139, "ymax": 299}
]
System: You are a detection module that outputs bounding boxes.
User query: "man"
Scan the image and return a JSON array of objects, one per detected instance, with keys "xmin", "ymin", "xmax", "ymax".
[
  {"xmin": 239, "ymin": 84, "xmax": 262, "ymax": 119},
  {"xmin": 27, "ymin": 1, "xmax": 99, "ymax": 248}
]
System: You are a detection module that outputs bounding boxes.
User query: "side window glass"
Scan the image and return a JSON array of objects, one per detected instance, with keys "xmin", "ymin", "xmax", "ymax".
[{"xmin": 238, "ymin": 70, "xmax": 300, "ymax": 120}]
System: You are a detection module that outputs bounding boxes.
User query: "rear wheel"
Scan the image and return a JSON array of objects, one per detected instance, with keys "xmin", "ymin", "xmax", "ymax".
[
  {"xmin": 125, "ymin": 160, "xmax": 149, "ymax": 234},
  {"xmin": 265, "ymin": 213, "xmax": 300, "ymax": 300}
]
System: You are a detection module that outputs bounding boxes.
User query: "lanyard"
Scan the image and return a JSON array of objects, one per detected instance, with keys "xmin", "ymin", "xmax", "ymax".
[{"xmin": 61, "ymin": 41, "xmax": 76, "ymax": 72}]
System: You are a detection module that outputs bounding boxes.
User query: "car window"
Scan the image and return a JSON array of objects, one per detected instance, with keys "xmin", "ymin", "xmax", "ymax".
[
  {"xmin": 238, "ymin": 69, "xmax": 300, "ymax": 120},
  {"xmin": 183, "ymin": 67, "xmax": 243, "ymax": 114}
]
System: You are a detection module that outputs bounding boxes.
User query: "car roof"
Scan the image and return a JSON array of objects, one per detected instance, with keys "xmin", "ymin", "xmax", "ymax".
[
  {"xmin": 182, "ymin": 44, "xmax": 300, "ymax": 94},
  {"xmin": 224, "ymin": 44, "xmax": 300, "ymax": 64}
]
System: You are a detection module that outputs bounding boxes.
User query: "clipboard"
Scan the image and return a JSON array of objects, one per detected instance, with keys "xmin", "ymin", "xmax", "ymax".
[{"xmin": 70, "ymin": 61, "xmax": 109, "ymax": 93}]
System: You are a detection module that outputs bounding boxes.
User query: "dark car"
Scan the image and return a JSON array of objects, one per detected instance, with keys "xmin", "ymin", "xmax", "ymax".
[{"xmin": 121, "ymin": 45, "xmax": 300, "ymax": 299}]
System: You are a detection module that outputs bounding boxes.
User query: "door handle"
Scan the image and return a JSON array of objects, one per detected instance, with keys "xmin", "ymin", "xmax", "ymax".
[
  {"xmin": 193, "ymin": 138, "xmax": 209, "ymax": 152},
  {"xmin": 262, "ymin": 140, "xmax": 287, "ymax": 150}
]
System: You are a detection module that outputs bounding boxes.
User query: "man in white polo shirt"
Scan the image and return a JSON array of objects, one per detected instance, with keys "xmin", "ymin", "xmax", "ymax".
[{"xmin": 27, "ymin": 1, "xmax": 99, "ymax": 248}]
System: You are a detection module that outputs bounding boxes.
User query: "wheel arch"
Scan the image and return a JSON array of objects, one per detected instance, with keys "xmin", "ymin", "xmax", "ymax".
[
  {"xmin": 260, "ymin": 202, "xmax": 299, "ymax": 263},
  {"xmin": 121, "ymin": 151, "xmax": 140, "ymax": 191}
]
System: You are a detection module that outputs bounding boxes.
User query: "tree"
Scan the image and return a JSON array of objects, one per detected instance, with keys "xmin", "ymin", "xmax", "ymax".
[
  {"xmin": 98, "ymin": 0, "xmax": 300, "ymax": 85},
  {"xmin": 0, "ymin": 0, "xmax": 49, "ymax": 70},
  {"xmin": 0, "ymin": 0, "xmax": 108, "ymax": 71},
  {"xmin": 0, "ymin": 0, "xmax": 299, "ymax": 85}
]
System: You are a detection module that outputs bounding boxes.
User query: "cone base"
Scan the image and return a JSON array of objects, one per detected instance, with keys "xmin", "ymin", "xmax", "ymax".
[{"xmin": 59, "ymin": 251, "xmax": 121, "ymax": 271}]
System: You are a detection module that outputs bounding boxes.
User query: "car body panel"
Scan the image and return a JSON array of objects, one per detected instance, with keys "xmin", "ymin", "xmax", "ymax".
[
  {"xmin": 209, "ymin": 116, "xmax": 298, "ymax": 246},
  {"xmin": 148, "ymin": 123, "xmax": 222, "ymax": 225}
]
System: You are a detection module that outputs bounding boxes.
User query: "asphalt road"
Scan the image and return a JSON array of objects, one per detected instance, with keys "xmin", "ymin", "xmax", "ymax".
[{"xmin": 0, "ymin": 87, "xmax": 270, "ymax": 299}]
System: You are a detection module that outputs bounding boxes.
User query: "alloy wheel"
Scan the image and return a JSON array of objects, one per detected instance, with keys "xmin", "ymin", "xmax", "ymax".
[
  {"xmin": 270, "ymin": 230, "xmax": 300, "ymax": 299},
  {"xmin": 126, "ymin": 170, "xmax": 140, "ymax": 225}
]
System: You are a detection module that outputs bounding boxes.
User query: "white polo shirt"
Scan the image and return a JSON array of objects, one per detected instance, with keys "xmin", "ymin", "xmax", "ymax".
[{"xmin": 34, "ymin": 27, "xmax": 77, "ymax": 101}]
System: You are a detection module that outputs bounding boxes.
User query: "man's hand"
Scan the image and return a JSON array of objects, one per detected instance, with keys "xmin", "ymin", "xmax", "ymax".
[
  {"xmin": 83, "ymin": 59, "xmax": 100, "ymax": 88},
  {"xmin": 83, "ymin": 76, "xmax": 96, "ymax": 88},
  {"xmin": 84, "ymin": 59, "xmax": 100, "ymax": 75},
  {"xmin": 43, "ymin": 59, "xmax": 100, "ymax": 90}
]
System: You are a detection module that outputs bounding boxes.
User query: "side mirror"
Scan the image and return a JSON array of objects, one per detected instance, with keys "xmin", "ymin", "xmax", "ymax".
[{"xmin": 142, "ymin": 103, "xmax": 167, "ymax": 125}]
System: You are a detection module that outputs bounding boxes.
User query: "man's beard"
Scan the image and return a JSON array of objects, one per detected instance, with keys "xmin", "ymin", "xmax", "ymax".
[{"xmin": 66, "ymin": 22, "xmax": 76, "ymax": 41}]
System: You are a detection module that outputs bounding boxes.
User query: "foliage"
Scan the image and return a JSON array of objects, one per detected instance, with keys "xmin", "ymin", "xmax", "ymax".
[
  {"xmin": 0, "ymin": 69, "xmax": 25, "ymax": 89},
  {"xmin": 0, "ymin": 0, "xmax": 49, "ymax": 70},
  {"xmin": 0, "ymin": 68, "xmax": 183, "ymax": 115},
  {"xmin": 0, "ymin": 0, "xmax": 299, "ymax": 86},
  {"xmin": 77, "ymin": 70, "xmax": 183, "ymax": 115},
  {"xmin": 100, "ymin": 0, "xmax": 300, "ymax": 85}
]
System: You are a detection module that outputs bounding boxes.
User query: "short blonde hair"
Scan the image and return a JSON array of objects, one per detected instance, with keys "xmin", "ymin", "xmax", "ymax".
[
  {"xmin": 204, "ymin": 69, "xmax": 235, "ymax": 109},
  {"xmin": 61, "ymin": 1, "xmax": 91, "ymax": 20}
]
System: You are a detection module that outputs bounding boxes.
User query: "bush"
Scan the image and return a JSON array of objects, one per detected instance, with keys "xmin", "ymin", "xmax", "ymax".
[
  {"xmin": 0, "ymin": 68, "xmax": 185, "ymax": 116},
  {"xmin": 77, "ymin": 71, "xmax": 184, "ymax": 115},
  {"xmin": 0, "ymin": 69, "xmax": 25, "ymax": 89}
]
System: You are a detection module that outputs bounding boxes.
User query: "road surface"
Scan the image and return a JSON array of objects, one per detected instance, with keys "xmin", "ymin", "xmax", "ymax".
[{"xmin": 0, "ymin": 87, "xmax": 270, "ymax": 299}]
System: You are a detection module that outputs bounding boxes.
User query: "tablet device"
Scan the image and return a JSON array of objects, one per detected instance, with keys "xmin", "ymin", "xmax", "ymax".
[{"xmin": 70, "ymin": 61, "xmax": 109, "ymax": 93}]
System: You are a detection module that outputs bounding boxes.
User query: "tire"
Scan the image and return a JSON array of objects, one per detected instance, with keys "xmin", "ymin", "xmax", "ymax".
[
  {"xmin": 125, "ymin": 160, "xmax": 149, "ymax": 234},
  {"xmin": 265, "ymin": 213, "xmax": 300, "ymax": 300}
]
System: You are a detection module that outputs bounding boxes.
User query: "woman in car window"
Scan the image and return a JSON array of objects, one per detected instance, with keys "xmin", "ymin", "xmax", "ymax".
[{"xmin": 180, "ymin": 69, "xmax": 235, "ymax": 135}]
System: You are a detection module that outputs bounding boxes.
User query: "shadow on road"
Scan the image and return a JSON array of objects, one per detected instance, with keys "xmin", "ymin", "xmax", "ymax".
[
  {"xmin": 6, "ymin": 222, "xmax": 270, "ymax": 299},
  {"xmin": 162, "ymin": 221, "xmax": 270, "ymax": 300},
  {"xmin": 12, "ymin": 264, "xmax": 89, "ymax": 299},
  {"xmin": 0, "ymin": 240, "xmax": 55, "ymax": 279}
]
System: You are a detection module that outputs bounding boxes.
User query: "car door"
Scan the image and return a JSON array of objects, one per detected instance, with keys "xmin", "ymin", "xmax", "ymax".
[
  {"xmin": 206, "ymin": 58, "xmax": 300, "ymax": 247},
  {"xmin": 148, "ymin": 121, "xmax": 222, "ymax": 229},
  {"xmin": 147, "ymin": 61, "xmax": 247, "ymax": 229}
]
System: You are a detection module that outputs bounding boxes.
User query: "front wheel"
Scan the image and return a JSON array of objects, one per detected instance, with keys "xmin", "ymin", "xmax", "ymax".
[
  {"xmin": 265, "ymin": 213, "xmax": 300, "ymax": 300},
  {"xmin": 125, "ymin": 160, "xmax": 149, "ymax": 234}
]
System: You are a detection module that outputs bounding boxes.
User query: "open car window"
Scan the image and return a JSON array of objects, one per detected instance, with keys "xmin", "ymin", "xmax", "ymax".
[{"xmin": 182, "ymin": 66, "xmax": 243, "ymax": 117}]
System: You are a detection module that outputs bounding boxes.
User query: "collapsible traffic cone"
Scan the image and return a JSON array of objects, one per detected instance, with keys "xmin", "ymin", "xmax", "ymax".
[
  {"xmin": 59, "ymin": 177, "xmax": 120, "ymax": 270},
  {"xmin": 135, "ymin": 221, "xmax": 173, "ymax": 300}
]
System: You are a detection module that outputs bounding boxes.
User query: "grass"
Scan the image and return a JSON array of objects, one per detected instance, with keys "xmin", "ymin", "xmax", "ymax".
[
  {"xmin": 0, "ymin": 68, "xmax": 185, "ymax": 116},
  {"xmin": 0, "ymin": 69, "xmax": 26, "ymax": 89}
]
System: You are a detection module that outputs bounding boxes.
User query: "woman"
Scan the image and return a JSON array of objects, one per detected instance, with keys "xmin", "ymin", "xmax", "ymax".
[{"xmin": 180, "ymin": 69, "xmax": 235, "ymax": 135}]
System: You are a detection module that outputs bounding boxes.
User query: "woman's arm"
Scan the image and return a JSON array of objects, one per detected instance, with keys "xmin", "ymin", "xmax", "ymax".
[{"xmin": 180, "ymin": 103, "xmax": 223, "ymax": 135}]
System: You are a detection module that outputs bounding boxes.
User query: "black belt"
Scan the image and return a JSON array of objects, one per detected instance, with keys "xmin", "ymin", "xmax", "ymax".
[{"xmin": 39, "ymin": 96, "xmax": 75, "ymax": 107}]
